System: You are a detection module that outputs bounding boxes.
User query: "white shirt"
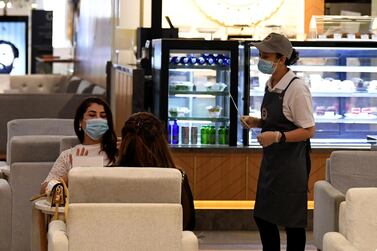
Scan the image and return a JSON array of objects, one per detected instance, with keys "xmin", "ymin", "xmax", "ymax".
[
  {"xmin": 266, "ymin": 70, "xmax": 315, "ymax": 129},
  {"xmin": 43, "ymin": 143, "xmax": 110, "ymax": 183}
]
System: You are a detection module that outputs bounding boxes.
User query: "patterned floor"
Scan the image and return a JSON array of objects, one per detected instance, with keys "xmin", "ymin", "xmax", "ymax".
[{"xmin": 197, "ymin": 231, "xmax": 317, "ymax": 251}]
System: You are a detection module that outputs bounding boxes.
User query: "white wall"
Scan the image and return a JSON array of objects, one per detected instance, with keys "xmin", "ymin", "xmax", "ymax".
[{"xmin": 161, "ymin": 0, "xmax": 305, "ymax": 40}]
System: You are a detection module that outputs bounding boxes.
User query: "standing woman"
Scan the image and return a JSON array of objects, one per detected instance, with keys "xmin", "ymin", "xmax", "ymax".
[{"xmin": 241, "ymin": 33, "xmax": 315, "ymax": 251}]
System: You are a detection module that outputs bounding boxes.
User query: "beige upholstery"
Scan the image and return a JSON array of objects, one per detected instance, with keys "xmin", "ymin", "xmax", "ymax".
[
  {"xmin": 313, "ymin": 151, "xmax": 377, "ymax": 250},
  {"xmin": 10, "ymin": 74, "xmax": 68, "ymax": 93},
  {"xmin": 69, "ymin": 167, "xmax": 182, "ymax": 203},
  {"xmin": 0, "ymin": 119, "xmax": 74, "ymax": 251},
  {"xmin": 48, "ymin": 168, "xmax": 198, "ymax": 251},
  {"xmin": 323, "ymin": 188, "xmax": 377, "ymax": 251}
]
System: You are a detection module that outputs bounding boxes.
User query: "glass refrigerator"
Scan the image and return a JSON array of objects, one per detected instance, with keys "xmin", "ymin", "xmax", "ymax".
[{"xmin": 152, "ymin": 39, "xmax": 240, "ymax": 146}]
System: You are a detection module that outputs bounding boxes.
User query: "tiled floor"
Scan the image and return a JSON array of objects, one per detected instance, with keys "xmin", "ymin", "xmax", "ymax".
[{"xmin": 196, "ymin": 231, "xmax": 317, "ymax": 251}]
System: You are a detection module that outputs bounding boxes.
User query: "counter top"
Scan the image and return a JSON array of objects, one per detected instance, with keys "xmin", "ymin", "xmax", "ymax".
[{"xmin": 170, "ymin": 139, "xmax": 377, "ymax": 151}]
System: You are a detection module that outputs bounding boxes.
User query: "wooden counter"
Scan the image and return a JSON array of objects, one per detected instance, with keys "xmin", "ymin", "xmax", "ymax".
[{"xmin": 171, "ymin": 147, "xmax": 332, "ymax": 201}]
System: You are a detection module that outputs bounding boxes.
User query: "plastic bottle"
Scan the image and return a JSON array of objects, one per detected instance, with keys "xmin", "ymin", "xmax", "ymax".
[
  {"xmin": 167, "ymin": 121, "xmax": 172, "ymax": 144},
  {"xmin": 172, "ymin": 120, "xmax": 179, "ymax": 144},
  {"xmin": 218, "ymin": 126, "xmax": 226, "ymax": 144}
]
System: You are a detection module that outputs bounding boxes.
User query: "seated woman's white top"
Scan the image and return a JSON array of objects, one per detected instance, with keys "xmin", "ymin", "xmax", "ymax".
[{"xmin": 44, "ymin": 143, "xmax": 110, "ymax": 183}]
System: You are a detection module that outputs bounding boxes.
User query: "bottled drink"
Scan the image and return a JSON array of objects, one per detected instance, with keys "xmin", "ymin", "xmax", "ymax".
[
  {"xmin": 205, "ymin": 54, "xmax": 215, "ymax": 65},
  {"xmin": 197, "ymin": 56, "xmax": 206, "ymax": 65},
  {"xmin": 218, "ymin": 126, "xmax": 226, "ymax": 145},
  {"xmin": 215, "ymin": 54, "xmax": 224, "ymax": 65},
  {"xmin": 179, "ymin": 56, "xmax": 190, "ymax": 65},
  {"xmin": 181, "ymin": 126, "xmax": 190, "ymax": 144},
  {"xmin": 223, "ymin": 57, "xmax": 231, "ymax": 67},
  {"xmin": 172, "ymin": 120, "xmax": 179, "ymax": 144},
  {"xmin": 189, "ymin": 56, "xmax": 197, "ymax": 65},
  {"xmin": 225, "ymin": 126, "xmax": 229, "ymax": 144},
  {"xmin": 170, "ymin": 56, "xmax": 180, "ymax": 65},
  {"xmin": 209, "ymin": 126, "xmax": 216, "ymax": 144},
  {"xmin": 200, "ymin": 126, "xmax": 208, "ymax": 144},
  {"xmin": 191, "ymin": 127, "xmax": 198, "ymax": 144},
  {"xmin": 167, "ymin": 122, "xmax": 172, "ymax": 144}
]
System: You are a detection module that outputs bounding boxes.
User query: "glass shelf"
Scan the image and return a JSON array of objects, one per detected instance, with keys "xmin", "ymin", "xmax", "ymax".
[
  {"xmin": 250, "ymin": 65, "xmax": 377, "ymax": 73},
  {"xmin": 169, "ymin": 91, "xmax": 229, "ymax": 96},
  {"xmin": 169, "ymin": 64, "xmax": 229, "ymax": 71},
  {"xmin": 315, "ymin": 118, "xmax": 377, "ymax": 124},
  {"xmin": 169, "ymin": 117, "xmax": 230, "ymax": 122},
  {"xmin": 250, "ymin": 90, "xmax": 377, "ymax": 98}
]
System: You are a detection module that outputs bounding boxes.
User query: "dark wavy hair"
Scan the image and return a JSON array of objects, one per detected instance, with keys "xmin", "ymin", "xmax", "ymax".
[
  {"xmin": 278, "ymin": 48, "xmax": 299, "ymax": 66},
  {"xmin": 74, "ymin": 97, "xmax": 118, "ymax": 164},
  {"xmin": 116, "ymin": 112, "xmax": 175, "ymax": 168}
]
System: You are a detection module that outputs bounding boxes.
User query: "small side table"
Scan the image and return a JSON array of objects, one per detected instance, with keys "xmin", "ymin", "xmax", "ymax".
[{"xmin": 33, "ymin": 198, "xmax": 65, "ymax": 251}]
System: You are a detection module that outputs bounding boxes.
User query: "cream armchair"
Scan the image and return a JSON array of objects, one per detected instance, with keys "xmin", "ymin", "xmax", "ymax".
[
  {"xmin": 313, "ymin": 151, "xmax": 377, "ymax": 250},
  {"xmin": 323, "ymin": 187, "xmax": 377, "ymax": 251},
  {"xmin": 48, "ymin": 168, "xmax": 198, "ymax": 251}
]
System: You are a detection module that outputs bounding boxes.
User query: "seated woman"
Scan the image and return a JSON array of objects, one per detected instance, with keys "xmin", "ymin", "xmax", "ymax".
[
  {"xmin": 41, "ymin": 97, "xmax": 118, "ymax": 192},
  {"xmin": 115, "ymin": 112, "xmax": 195, "ymax": 230}
]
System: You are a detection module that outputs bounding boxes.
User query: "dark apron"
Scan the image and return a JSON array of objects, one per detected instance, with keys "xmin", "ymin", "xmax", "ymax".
[{"xmin": 253, "ymin": 77, "xmax": 311, "ymax": 228}]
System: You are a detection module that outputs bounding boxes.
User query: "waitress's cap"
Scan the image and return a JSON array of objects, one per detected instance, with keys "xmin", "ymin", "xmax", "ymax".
[{"xmin": 251, "ymin": 33, "xmax": 293, "ymax": 59}]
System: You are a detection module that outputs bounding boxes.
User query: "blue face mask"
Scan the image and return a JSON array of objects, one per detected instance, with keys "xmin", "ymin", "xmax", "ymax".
[
  {"xmin": 257, "ymin": 58, "xmax": 277, "ymax": 75},
  {"xmin": 83, "ymin": 118, "xmax": 109, "ymax": 140}
]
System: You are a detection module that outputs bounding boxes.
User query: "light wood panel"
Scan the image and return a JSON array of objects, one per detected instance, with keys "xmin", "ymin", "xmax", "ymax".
[
  {"xmin": 172, "ymin": 149, "xmax": 330, "ymax": 201},
  {"xmin": 304, "ymin": 0, "xmax": 325, "ymax": 36}
]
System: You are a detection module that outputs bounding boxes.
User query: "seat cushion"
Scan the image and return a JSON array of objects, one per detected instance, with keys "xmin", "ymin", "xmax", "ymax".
[{"xmin": 68, "ymin": 203, "xmax": 182, "ymax": 251}]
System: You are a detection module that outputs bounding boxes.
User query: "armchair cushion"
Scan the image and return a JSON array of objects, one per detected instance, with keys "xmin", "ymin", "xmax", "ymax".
[
  {"xmin": 323, "ymin": 232, "xmax": 358, "ymax": 251},
  {"xmin": 67, "ymin": 203, "xmax": 182, "ymax": 251},
  {"xmin": 69, "ymin": 167, "xmax": 182, "ymax": 204}
]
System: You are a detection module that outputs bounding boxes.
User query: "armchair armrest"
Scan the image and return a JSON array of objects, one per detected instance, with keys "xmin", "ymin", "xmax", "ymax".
[
  {"xmin": 48, "ymin": 220, "xmax": 68, "ymax": 251},
  {"xmin": 182, "ymin": 231, "xmax": 198, "ymax": 251},
  {"xmin": 0, "ymin": 164, "xmax": 10, "ymax": 179},
  {"xmin": 323, "ymin": 232, "xmax": 358, "ymax": 251},
  {"xmin": 0, "ymin": 179, "xmax": 11, "ymax": 251},
  {"xmin": 313, "ymin": 180, "xmax": 345, "ymax": 250}
]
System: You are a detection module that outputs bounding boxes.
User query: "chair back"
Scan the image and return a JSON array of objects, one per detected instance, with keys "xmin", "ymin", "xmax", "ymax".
[
  {"xmin": 7, "ymin": 118, "xmax": 75, "ymax": 162},
  {"xmin": 69, "ymin": 167, "xmax": 182, "ymax": 203},
  {"xmin": 328, "ymin": 151, "xmax": 377, "ymax": 194},
  {"xmin": 340, "ymin": 188, "xmax": 377, "ymax": 251}
]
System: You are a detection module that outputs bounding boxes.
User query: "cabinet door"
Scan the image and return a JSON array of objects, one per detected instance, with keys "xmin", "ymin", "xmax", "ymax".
[{"xmin": 168, "ymin": 49, "xmax": 232, "ymax": 146}]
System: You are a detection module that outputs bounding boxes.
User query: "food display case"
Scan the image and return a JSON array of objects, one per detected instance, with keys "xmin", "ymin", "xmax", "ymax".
[
  {"xmin": 152, "ymin": 39, "xmax": 239, "ymax": 146},
  {"xmin": 246, "ymin": 41, "xmax": 377, "ymax": 145},
  {"xmin": 308, "ymin": 15, "xmax": 377, "ymax": 40}
]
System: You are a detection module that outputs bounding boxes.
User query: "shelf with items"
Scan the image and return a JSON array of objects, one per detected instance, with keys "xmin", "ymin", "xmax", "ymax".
[
  {"xmin": 169, "ymin": 91, "xmax": 229, "ymax": 96},
  {"xmin": 152, "ymin": 39, "xmax": 239, "ymax": 146},
  {"xmin": 250, "ymin": 90, "xmax": 377, "ymax": 98},
  {"xmin": 246, "ymin": 41, "xmax": 377, "ymax": 141}
]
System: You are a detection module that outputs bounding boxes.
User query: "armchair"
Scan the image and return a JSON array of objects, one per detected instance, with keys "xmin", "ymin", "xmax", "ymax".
[
  {"xmin": 313, "ymin": 151, "xmax": 377, "ymax": 250},
  {"xmin": 323, "ymin": 187, "xmax": 377, "ymax": 251},
  {"xmin": 48, "ymin": 167, "xmax": 198, "ymax": 251}
]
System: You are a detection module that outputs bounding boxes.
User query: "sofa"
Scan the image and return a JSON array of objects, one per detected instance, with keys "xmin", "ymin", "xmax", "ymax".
[
  {"xmin": 323, "ymin": 188, "xmax": 377, "ymax": 251},
  {"xmin": 48, "ymin": 168, "xmax": 198, "ymax": 251},
  {"xmin": 0, "ymin": 74, "xmax": 106, "ymax": 157},
  {"xmin": 0, "ymin": 118, "xmax": 76, "ymax": 251},
  {"xmin": 313, "ymin": 150, "xmax": 377, "ymax": 250}
]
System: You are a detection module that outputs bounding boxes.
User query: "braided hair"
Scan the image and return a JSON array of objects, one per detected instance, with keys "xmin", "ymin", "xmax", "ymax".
[{"xmin": 116, "ymin": 112, "xmax": 176, "ymax": 168}]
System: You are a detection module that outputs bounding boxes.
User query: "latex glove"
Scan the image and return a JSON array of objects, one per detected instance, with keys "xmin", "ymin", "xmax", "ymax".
[
  {"xmin": 256, "ymin": 131, "xmax": 281, "ymax": 147},
  {"xmin": 240, "ymin": 116, "xmax": 260, "ymax": 129}
]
